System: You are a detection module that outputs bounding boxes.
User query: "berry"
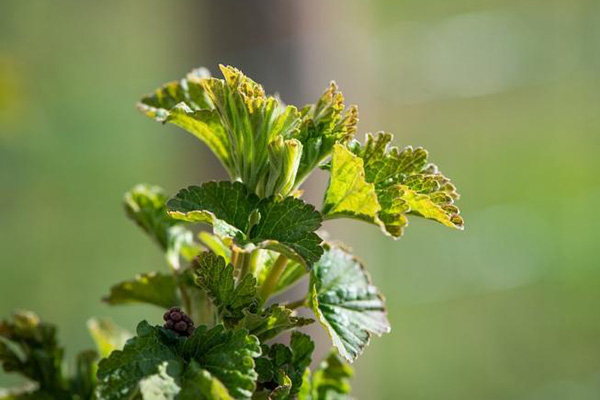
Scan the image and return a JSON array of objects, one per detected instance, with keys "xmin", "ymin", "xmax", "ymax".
[{"xmin": 163, "ymin": 307, "xmax": 194, "ymax": 337}]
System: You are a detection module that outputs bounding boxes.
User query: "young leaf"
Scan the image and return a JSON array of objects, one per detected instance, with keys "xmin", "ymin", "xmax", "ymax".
[
  {"xmin": 193, "ymin": 252, "xmax": 259, "ymax": 325},
  {"xmin": 254, "ymin": 332, "xmax": 315, "ymax": 396},
  {"xmin": 0, "ymin": 311, "xmax": 66, "ymax": 394},
  {"xmin": 181, "ymin": 325, "xmax": 261, "ymax": 399},
  {"xmin": 237, "ymin": 304, "xmax": 313, "ymax": 342},
  {"xmin": 300, "ymin": 352, "xmax": 353, "ymax": 400},
  {"xmin": 103, "ymin": 272, "xmax": 179, "ymax": 309},
  {"xmin": 69, "ymin": 350, "xmax": 98, "ymax": 400},
  {"xmin": 348, "ymin": 132, "xmax": 464, "ymax": 237},
  {"xmin": 137, "ymin": 69, "xmax": 234, "ymax": 176},
  {"xmin": 259, "ymin": 136, "xmax": 303, "ymax": 197},
  {"xmin": 202, "ymin": 65, "xmax": 302, "ymax": 192},
  {"xmin": 124, "ymin": 184, "xmax": 201, "ymax": 269},
  {"xmin": 87, "ymin": 318, "xmax": 132, "ymax": 358},
  {"xmin": 168, "ymin": 181, "xmax": 324, "ymax": 268},
  {"xmin": 321, "ymin": 144, "xmax": 382, "ymax": 225},
  {"xmin": 309, "ymin": 244, "xmax": 390, "ymax": 362},
  {"xmin": 179, "ymin": 361, "xmax": 232, "ymax": 400},
  {"xmin": 294, "ymin": 82, "xmax": 358, "ymax": 186},
  {"xmin": 96, "ymin": 321, "xmax": 183, "ymax": 400}
]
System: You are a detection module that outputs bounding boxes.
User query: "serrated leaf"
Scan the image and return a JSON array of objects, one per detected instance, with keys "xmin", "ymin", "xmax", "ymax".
[
  {"xmin": 238, "ymin": 305, "xmax": 313, "ymax": 342},
  {"xmin": 309, "ymin": 245, "xmax": 390, "ymax": 362},
  {"xmin": 179, "ymin": 361, "xmax": 232, "ymax": 400},
  {"xmin": 181, "ymin": 325, "xmax": 261, "ymax": 399},
  {"xmin": 96, "ymin": 321, "xmax": 183, "ymax": 400},
  {"xmin": 347, "ymin": 132, "xmax": 464, "ymax": 237},
  {"xmin": 103, "ymin": 272, "xmax": 179, "ymax": 309},
  {"xmin": 0, "ymin": 311, "xmax": 65, "ymax": 394},
  {"xmin": 198, "ymin": 231, "xmax": 232, "ymax": 263},
  {"xmin": 124, "ymin": 184, "xmax": 201, "ymax": 269},
  {"xmin": 194, "ymin": 252, "xmax": 259, "ymax": 325},
  {"xmin": 294, "ymin": 82, "xmax": 358, "ymax": 186},
  {"xmin": 139, "ymin": 361, "xmax": 181, "ymax": 400},
  {"xmin": 322, "ymin": 144, "xmax": 381, "ymax": 225},
  {"xmin": 87, "ymin": 318, "xmax": 132, "ymax": 358},
  {"xmin": 259, "ymin": 136, "xmax": 303, "ymax": 197},
  {"xmin": 168, "ymin": 181, "xmax": 323, "ymax": 268},
  {"xmin": 202, "ymin": 65, "xmax": 301, "ymax": 192},
  {"xmin": 137, "ymin": 69, "xmax": 234, "ymax": 175}
]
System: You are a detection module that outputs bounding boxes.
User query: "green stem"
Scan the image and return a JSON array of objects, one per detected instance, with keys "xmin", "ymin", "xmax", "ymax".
[
  {"xmin": 176, "ymin": 273, "xmax": 193, "ymax": 318},
  {"xmin": 259, "ymin": 254, "xmax": 288, "ymax": 301},
  {"xmin": 286, "ymin": 297, "xmax": 308, "ymax": 310},
  {"xmin": 240, "ymin": 249, "xmax": 260, "ymax": 278}
]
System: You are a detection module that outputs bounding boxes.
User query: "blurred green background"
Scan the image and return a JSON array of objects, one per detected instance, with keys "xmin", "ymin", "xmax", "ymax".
[{"xmin": 1, "ymin": 0, "xmax": 599, "ymax": 398}]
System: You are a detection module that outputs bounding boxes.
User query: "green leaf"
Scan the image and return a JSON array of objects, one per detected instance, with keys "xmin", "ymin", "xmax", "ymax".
[
  {"xmin": 193, "ymin": 252, "xmax": 259, "ymax": 325},
  {"xmin": 309, "ymin": 245, "xmax": 390, "ymax": 362},
  {"xmin": 238, "ymin": 305, "xmax": 313, "ymax": 342},
  {"xmin": 103, "ymin": 272, "xmax": 179, "ymax": 309},
  {"xmin": 348, "ymin": 132, "xmax": 464, "ymax": 237},
  {"xmin": 294, "ymin": 82, "xmax": 358, "ymax": 186},
  {"xmin": 179, "ymin": 361, "xmax": 232, "ymax": 400},
  {"xmin": 254, "ymin": 333, "xmax": 315, "ymax": 397},
  {"xmin": 69, "ymin": 350, "xmax": 97, "ymax": 400},
  {"xmin": 168, "ymin": 181, "xmax": 323, "ymax": 268},
  {"xmin": 198, "ymin": 231, "xmax": 232, "ymax": 263},
  {"xmin": 306, "ymin": 352, "xmax": 353, "ymax": 400},
  {"xmin": 87, "ymin": 318, "xmax": 132, "ymax": 358},
  {"xmin": 0, "ymin": 311, "xmax": 65, "ymax": 394},
  {"xmin": 124, "ymin": 184, "xmax": 201, "ymax": 269},
  {"xmin": 259, "ymin": 136, "xmax": 303, "ymax": 197},
  {"xmin": 181, "ymin": 325, "xmax": 261, "ymax": 399},
  {"xmin": 96, "ymin": 321, "xmax": 183, "ymax": 400},
  {"xmin": 139, "ymin": 362, "xmax": 181, "ymax": 400},
  {"xmin": 202, "ymin": 65, "xmax": 301, "ymax": 191},
  {"xmin": 137, "ymin": 69, "xmax": 234, "ymax": 175},
  {"xmin": 321, "ymin": 144, "xmax": 381, "ymax": 226}
]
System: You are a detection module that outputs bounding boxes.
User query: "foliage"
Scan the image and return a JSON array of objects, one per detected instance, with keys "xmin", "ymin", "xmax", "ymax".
[{"xmin": 1, "ymin": 65, "xmax": 463, "ymax": 399}]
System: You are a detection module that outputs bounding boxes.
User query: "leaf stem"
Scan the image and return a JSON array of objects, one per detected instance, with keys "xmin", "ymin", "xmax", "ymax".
[
  {"xmin": 286, "ymin": 297, "xmax": 308, "ymax": 310},
  {"xmin": 259, "ymin": 254, "xmax": 288, "ymax": 301},
  {"xmin": 175, "ymin": 273, "xmax": 193, "ymax": 319}
]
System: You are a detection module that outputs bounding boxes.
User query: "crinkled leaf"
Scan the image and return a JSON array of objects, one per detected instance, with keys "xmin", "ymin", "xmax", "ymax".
[
  {"xmin": 198, "ymin": 231, "xmax": 232, "ymax": 263},
  {"xmin": 87, "ymin": 318, "xmax": 131, "ymax": 359},
  {"xmin": 322, "ymin": 144, "xmax": 381, "ymax": 225},
  {"xmin": 0, "ymin": 311, "xmax": 65, "ymax": 393},
  {"xmin": 310, "ymin": 245, "xmax": 390, "ymax": 362},
  {"xmin": 137, "ymin": 69, "xmax": 234, "ymax": 175},
  {"xmin": 238, "ymin": 305, "xmax": 313, "ymax": 342},
  {"xmin": 124, "ymin": 184, "xmax": 201, "ymax": 269},
  {"xmin": 255, "ymin": 332, "xmax": 315, "ymax": 396},
  {"xmin": 193, "ymin": 252, "xmax": 259, "ymax": 325},
  {"xmin": 139, "ymin": 361, "xmax": 181, "ymax": 400},
  {"xmin": 179, "ymin": 361, "xmax": 232, "ymax": 400},
  {"xmin": 103, "ymin": 272, "xmax": 179, "ymax": 309},
  {"xmin": 347, "ymin": 132, "xmax": 464, "ymax": 237},
  {"xmin": 294, "ymin": 82, "xmax": 358, "ymax": 186},
  {"xmin": 181, "ymin": 325, "xmax": 261, "ymax": 399},
  {"xmin": 168, "ymin": 181, "xmax": 323, "ymax": 268},
  {"xmin": 96, "ymin": 321, "xmax": 183, "ymax": 400},
  {"xmin": 202, "ymin": 65, "xmax": 301, "ymax": 192}
]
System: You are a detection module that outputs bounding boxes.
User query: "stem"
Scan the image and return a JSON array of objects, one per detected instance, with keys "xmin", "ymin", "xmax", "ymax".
[
  {"xmin": 286, "ymin": 297, "xmax": 308, "ymax": 310},
  {"xmin": 240, "ymin": 249, "xmax": 260, "ymax": 278},
  {"xmin": 176, "ymin": 273, "xmax": 193, "ymax": 318},
  {"xmin": 259, "ymin": 254, "xmax": 288, "ymax": 301}
]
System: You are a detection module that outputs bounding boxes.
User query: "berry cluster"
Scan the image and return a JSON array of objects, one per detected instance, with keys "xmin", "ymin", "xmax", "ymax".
[{"xmin": 163, "ymin": 307, "xmax": 195, "ymax": 336}]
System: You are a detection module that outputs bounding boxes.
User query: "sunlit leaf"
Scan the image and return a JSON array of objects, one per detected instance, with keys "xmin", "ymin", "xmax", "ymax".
[
  {"xmin": 309, "ymin": 244, "xmax": 390, "ymax": 362},
  {"xmin": 139, "ymin": 362, "xmax": 181, "ymax": 400},
  {"xmin": 168, "ymin": 181, "xmax": 323, "ymax": 268},
  {"xmin": 179, "ymin": 361, "xmax": 232, "ymax": 400},
  {"xmin": 299, "ymin": 352, "xmax": 353, "ymax": 400},
  {"xmin": 294, "ymin": 82, "xmax": 358, "ymax": 186},
  {"xmin": 103, "ymin": 272, "xmax": 179, "ymax": 309}
]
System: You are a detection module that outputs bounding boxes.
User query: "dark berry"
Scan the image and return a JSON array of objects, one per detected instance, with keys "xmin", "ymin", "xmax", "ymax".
[{"xmin": 163, "ymin": 307, "xmax": 195, "ymax": 337}]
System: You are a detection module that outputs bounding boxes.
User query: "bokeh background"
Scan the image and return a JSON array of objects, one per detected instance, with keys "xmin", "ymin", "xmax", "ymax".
[{"xmin": 1, "ymin": 0, "xmax": 600, "ymax": 398}]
